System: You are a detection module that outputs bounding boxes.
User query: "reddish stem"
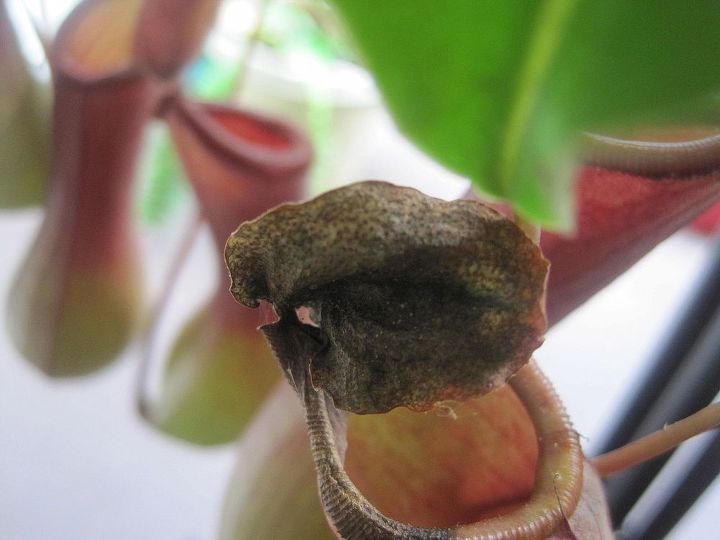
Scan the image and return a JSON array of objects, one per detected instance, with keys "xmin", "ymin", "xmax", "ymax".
[{"xmin": 593, "ymin": 402, "xmax": 720, "ymax": 477}]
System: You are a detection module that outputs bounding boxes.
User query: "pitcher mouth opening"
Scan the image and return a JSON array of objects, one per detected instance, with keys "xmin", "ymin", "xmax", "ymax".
[{"xmin": 306, "ymin": 361, "xmax": 585, "ymax": 539}]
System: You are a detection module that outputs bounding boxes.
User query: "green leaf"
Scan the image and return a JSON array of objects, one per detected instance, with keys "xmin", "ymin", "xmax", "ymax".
[{"xmin": 330, "ymin": 1, "xmax": 720, "ymax": 229}]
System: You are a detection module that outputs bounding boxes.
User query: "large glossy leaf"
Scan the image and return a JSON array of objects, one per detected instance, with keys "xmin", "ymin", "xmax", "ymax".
[{"xmin": 330, "ymin": 1, "xmax": 720, "ymax": 229}]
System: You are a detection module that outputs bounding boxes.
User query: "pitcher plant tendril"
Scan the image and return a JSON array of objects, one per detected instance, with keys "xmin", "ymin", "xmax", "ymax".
[{"xmin": 593, "ymin": 401, "xmax": 720, "ymax": 478}]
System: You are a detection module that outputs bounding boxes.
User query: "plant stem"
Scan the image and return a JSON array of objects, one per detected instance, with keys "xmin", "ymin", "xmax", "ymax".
[
  {"xmin": 232, "ymin": 0, "xmax": 271, "ymax": 100},
  {"xmin": 592, "ymin": 402, "xmax": 720, "ymax": 477}
]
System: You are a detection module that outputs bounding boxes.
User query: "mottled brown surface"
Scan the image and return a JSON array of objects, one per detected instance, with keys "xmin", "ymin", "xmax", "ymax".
[{"xmin": 225, "ymin": 181, "xmax": 548, "ymax": 414}]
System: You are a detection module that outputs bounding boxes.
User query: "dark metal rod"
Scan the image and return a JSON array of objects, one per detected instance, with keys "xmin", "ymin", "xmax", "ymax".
[
  {"xmin": 620, "ymin": 429, "xmax": 720, "ymax": 540},
  {"xmin": 604, "ymin": 300, "xmax": 720, "ymax": 525},
  {"xmin": 596, "ymin": 235, "xmax": 720, "ymax": 457}
]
